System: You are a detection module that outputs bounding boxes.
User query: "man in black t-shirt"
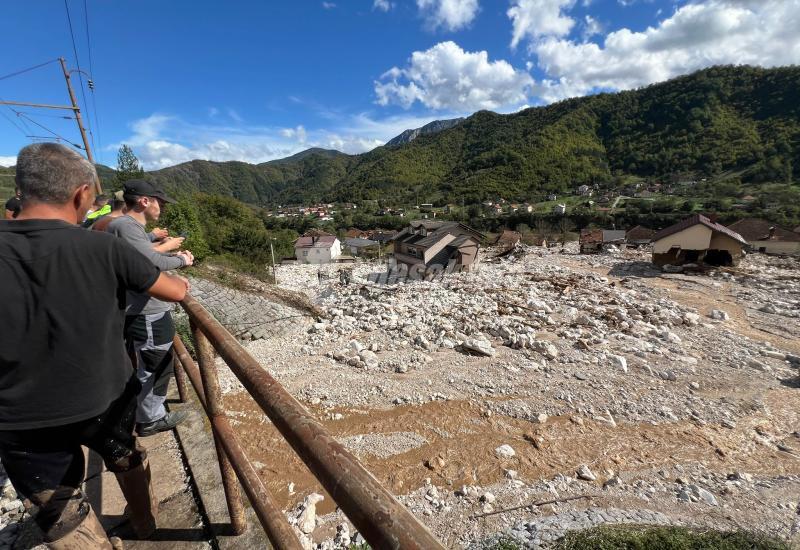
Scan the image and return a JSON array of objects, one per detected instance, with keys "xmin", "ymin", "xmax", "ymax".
[{"xmin": 0, "ymin": 143, "xmax": 189, "ymax": 548}]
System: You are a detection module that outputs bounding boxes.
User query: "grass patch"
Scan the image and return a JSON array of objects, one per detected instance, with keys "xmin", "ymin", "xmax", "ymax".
[{"xmin": 552, "ymin": 525, "xmax": 790, "ymax": 550}]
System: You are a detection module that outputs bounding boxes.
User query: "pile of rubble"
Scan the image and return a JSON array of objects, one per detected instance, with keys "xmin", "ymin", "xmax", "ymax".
[{"xmin": 211, "ymin": 246, "xmax": 800, "ymax": 548}]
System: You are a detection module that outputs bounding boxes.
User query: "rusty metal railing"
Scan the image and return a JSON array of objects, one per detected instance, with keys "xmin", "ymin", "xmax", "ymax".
[{"xmin": 172, "ymin": 294, "xmax": 444, "ymax": 550}]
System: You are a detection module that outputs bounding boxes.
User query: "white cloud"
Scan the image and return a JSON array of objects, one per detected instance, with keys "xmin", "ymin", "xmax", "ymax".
[
  {"xmin": 373, "ymin": 0, "xmax": 393, "ymax": 11},
  {"xmin": 375, "ymin": 41, "xmax": 534, "ymax": 111},
  {"xmin": 508, "ymin": 0, "xmax": 576, "ymax": 48},
  {"xmin": 111, "ymin": 111, "xmax": 446, "ymax": 170},
  {"xmin": 582, "ymin": 15, "xmax": 602, "ymax": 40},
  {"xmin": 0, "ymin": 156, "xmax": 16, "ymax": 167},
  {"xmin": 280, "ymin": 125, "xmax": 308, "ymax": 142},
  {"xmin": 523, "ymin": 0, "xmax": 800, "ymax": 102},
  {"xmin": 417, "ymin": 0, "xmax": 479, "ymax": 31},
  {"xmin": 322, "ymin": 2, "xmax": 336, "ymax": 9}
]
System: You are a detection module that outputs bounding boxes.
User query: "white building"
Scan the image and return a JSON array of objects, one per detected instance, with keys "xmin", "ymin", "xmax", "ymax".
[{"xmin": 294, "ymin": 234, "xmax": 342, "ymax": 264}]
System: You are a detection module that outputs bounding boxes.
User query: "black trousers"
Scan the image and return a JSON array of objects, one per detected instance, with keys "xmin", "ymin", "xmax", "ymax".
[{"xmin": 0, "ymin": 376, "xmax": 144, "ymax": 539}]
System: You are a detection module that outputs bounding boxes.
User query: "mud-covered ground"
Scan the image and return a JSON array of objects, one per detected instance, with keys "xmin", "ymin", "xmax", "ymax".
[{"xmin": 214, "ymin": 246, "xmax": 800, "ymax": 548}]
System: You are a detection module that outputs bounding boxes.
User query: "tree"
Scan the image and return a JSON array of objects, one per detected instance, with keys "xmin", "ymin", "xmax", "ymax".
[{"xmin": 114, "ymin": 144, "xmax": 144, "ymax": 187}]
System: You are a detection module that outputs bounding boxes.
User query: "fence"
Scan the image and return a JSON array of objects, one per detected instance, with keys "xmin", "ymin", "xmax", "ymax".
[{"xmin": 172, "ymin": 294, "xmax": 444, "ymax": 549}]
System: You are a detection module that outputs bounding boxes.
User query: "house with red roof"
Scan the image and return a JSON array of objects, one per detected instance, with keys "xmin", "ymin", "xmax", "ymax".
[{"xmin": 294, "ymin": 233, "xmax": 342, "ymax": 264}]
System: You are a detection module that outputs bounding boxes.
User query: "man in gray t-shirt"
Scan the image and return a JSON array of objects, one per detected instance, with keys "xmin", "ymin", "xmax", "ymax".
[{"xmin": 107, "ymin": 179, "xmax": 194, "ymax": 436}]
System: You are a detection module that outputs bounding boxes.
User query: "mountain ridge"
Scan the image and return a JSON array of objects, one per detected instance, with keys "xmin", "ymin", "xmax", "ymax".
[{"xmin": 138, "ymin": 65, "xmax": 799, "ymax": 205}]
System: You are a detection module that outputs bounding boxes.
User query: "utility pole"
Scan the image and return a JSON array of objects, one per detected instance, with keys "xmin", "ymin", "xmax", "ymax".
[
  {"xmin": 58, "ymin": 58, "xmax": 96, "ymax": 172},
  {"xmin": 269, "ymin": 239, "xmax": 277, "ymax": 284},
  {"xmin": 0, "ymin": 58, "xmax": 100, "ymax": 193}
]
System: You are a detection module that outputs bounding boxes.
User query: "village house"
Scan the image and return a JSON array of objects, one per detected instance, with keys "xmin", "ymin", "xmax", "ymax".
[
  {"xmin": 392, "ymin": 220, "xmax": 484, "ymax": 273},
  {"xmin": 579, "ymin": 229, "xmax": 626, "ymax": 254},
  {"xmin": 577, "ymin": 184, "xmax": 592, "ymax": 196},
  {"xmin": 547, "ymin": 193, "xmax": 558, "ymax": 201},
  {"xmin": 493, "ymin": 229, "xmax": 522, "ymax": 249},
  {"xmin": 625, "ymin": 225, "xmax": 655, "ymax": 246},
  {"xmin": 344, "ymin": 237, "xmax": 380, "ymax": 257},
  {"xmin": 553, "ymin": 203, "xmax": 567, "ymax": 215},
  {"xmin": 726, "ymin": 218, "xmax": 800, "ymax": 256},
  {"xmin": 651, "ymin": 214, "xmax": 747, "ymax": 267},
  {"xmin": 294, "ymin": 232, "xmax": 342, "ymax": 264}
]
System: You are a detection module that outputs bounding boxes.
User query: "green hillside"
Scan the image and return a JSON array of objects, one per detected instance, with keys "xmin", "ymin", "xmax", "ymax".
[{"xmin": 141, "ymin": 65, "xmax": 799, "ymax": 206}]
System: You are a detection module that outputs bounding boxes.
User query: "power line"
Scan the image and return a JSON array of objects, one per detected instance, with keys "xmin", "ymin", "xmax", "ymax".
[
  {"xmin": 14, "ymin": 110, "xmax": 75, "ymax": 120},
  {"xmin": 0, "ymin": 107, "xmax": 28, "ymax": 137},
  {"xmin": 0, "ymin": 59, "xmax": 60, "ymax": 83},
  {"xmin": 17, "ymin": 112, "xmax": 83, "ymax": 150},
  {"xmin": 83, "ymin": 0, "xmax": 102, "ymax": 164},
  {"xmin": 63, "ymin": 0, "xmax": 95, "ymax": 157}
]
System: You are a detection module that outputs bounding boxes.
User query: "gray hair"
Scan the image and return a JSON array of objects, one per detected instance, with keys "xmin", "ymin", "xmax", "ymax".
[{"xmin": 15, "ymin": 143, "xmax": 98, "ymax": 204}]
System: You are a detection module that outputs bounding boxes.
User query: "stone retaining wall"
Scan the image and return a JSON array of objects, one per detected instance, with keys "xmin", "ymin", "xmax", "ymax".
[{"xmin": 187, "ymin": 277, "xmax": 312, "ymax": 341}]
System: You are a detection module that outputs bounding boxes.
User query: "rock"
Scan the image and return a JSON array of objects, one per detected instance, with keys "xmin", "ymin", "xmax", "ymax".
[
  {"xmin": 761, "ymin": 349, "xmax": 786, "ymax": 360},
  {"xmin": 395, "ymin": 364, "xmax": 409, "ymax": 374},
  {"xmin": 594, "ymin": 410, "xmax": 617, "ymax": 428},
  {"xmin": 577, "ymin": 464, "xmax": 597, "ymax": 481},
  {"xmin": 481, "ymin": 492, "xmax": 496, "ymax": 504},
  {"xmin": 693, "ymin": 485, "xmax": 718, "ymax": 506},
  {"xmin": 425, "ymin": 455, "xmax": 446, "ymax": 471},
  {"xmin": 683, "ymin": 312, "xmax": 701, "ymax": 326},
  {"xmin": 535, "ymin": 413, "xmax": 548, "ymax": 424},
  {"xmin": 603, "ymin": 476, "xmax": 621, "ymax": 489},
  {"xmin": 659, "ymin": 370, "xmax": 677, "ymax": 382},
  {"xmin": 463, "ymin": 338, "xmax": 495, "ymax": 357},
  {"xmin": 748, "ymin": 358, "xmax": 771, "ymax": 372},
  {"xmin": 760, "ymin": 303, "xmax": 777, "ymax": 314},
  {"xmin": 349, "ymin": 340, "xmax": 365, "ymax": 353},
  {"xmin": 721, "ymin": 419, "xmax": 737, "ymax": 429},
  {"xmin": 662, "ymin": 264, "xmax": 684, "ymax": 273},
  {"xmin": 728, "ymin": 472, "xmax": 753, "ymax": 483},
  {"xmin": 505, "ymin": 469, "xmax": 518, "ymax": 480},
  {"xmin": 359, "ymin": 349, "xmax": 379, "ymax": 368},
  {"xmin": 333, "ymin": 523, "xmax": 351, "ymax": 547},
  {"xmin": 689, "ymin": 381, "xmax": 700, "ymax": 390},
  {"xmin": 495, "ymin": 444, "xmax": 516, "ymax": 459},
  {"xmin": 609, "ymin": 354, "xmax": 628, "ymax": 373},
  {"xmin": 709, "ymin": 309, "xmax": 729, "ymax": 321},
  {"xmin": 298, "ymin": 493, "xmax": 324, "ymax": 534},
  {"xmin": 541, "ymin": 343, "xmax": 559, "ymax": 360}
]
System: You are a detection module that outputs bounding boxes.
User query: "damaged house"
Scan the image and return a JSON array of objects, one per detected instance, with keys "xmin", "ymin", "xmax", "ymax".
[
  {"xmin": 726, "ymin": 218, "xmax": 800, "ymax": 256},
  {"xmin": 651, "ymin": 214, "xmax": 747, "ymax": 267},
  {"xmin": 392, "ymin": 220, "xmax": 484, "ymax": 273},
  {"xmin": 580, "ymin": 229, "xmax": 626, "ymax": 253}
]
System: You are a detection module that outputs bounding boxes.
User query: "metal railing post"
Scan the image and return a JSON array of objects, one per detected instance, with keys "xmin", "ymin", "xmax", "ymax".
[
  {"xmin": 191, "ymin": 321, "xmax": 248, "ymax": 535},
  {"xmin": 173, "ymin": 336, "xmax": 303, "ymax": 549},
  {"xmin": 182, "ymin": 295, "xmax": 444, "ymax": 549},
  {"xmin": 172, "ymin": 353, "xmax": 188, "ymax": 403}
]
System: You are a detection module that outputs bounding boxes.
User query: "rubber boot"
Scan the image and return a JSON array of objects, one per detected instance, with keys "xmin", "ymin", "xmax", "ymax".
[
  {"xmin": 46, "ymin": 506, "xmax": 123, "ymax": 549},
  {"xmin": 113, "ymin": 458, "xmax": 158, "ymax": 539}
]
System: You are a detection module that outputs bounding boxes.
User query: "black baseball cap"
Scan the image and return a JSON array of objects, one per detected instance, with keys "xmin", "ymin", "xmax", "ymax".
[{"xmin": 122, "ymin": 179, "xmax": 176, "ymax": 203}]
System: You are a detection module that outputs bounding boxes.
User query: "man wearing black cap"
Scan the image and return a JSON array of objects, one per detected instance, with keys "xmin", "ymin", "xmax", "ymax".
[
  {"xmin": 106, "ymin": 179, "xmax": 194, "ymax": 437},
  {"xmin": 4, "ymin": 195, "xmax": 21, "ymax": 219}
]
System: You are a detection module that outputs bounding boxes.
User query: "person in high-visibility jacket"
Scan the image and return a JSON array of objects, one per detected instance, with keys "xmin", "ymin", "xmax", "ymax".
[{"xmin": 83, "ymin": 194, "xmax": 110, "ymax": 226}]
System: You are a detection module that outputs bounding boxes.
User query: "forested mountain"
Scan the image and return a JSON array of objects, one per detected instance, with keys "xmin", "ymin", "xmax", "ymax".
[{"xmin": 145, "ymin": 66, "xmax": 800, "ymax": 205}]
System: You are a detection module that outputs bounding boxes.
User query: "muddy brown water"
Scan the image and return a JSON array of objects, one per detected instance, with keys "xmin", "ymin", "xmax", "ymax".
[{"xmin": 224, "ymin": 391, "xmax": 800, "ymax": 517}]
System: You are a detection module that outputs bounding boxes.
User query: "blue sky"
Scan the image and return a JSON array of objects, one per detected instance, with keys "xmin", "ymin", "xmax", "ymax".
[{"xmin": 1, "ymin": 0, "xmax": 797, "ymax": 169}]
